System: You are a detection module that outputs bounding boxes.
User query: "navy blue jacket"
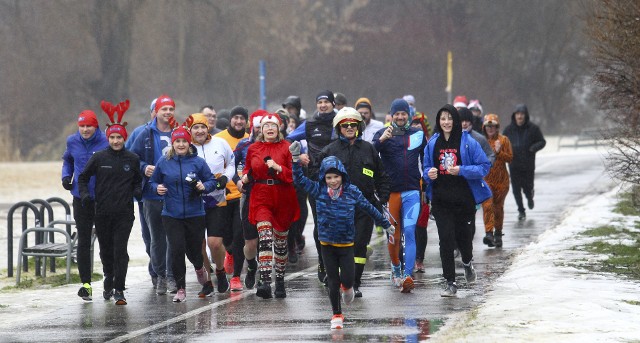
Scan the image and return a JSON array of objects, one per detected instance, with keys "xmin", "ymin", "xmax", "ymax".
[
  {"xmin": 293, "ymin": 156, "xmax": 391, "ymax": 245},
  {"xmin": 130, "ymin": 118, "xmax": 173, "ymax": 200},
  {"xmin": 373, "ymin": 126, "xmax": 426, "ymax": 193}
]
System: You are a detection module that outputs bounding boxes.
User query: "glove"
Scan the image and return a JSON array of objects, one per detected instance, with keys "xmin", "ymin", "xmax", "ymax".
[
  {"xmin": 215, "ymin": 175, "xmax": 228, "ymax": 190},
  {"xmin": 133, "ymin": 189, "xmax": 142, "ymax": 202},
  {"xmin": 62, "ymin": 177, "xmax": 72, "ymax": 191},
  {"xmin": 81, "ymin": 195, "xmax": 93, "ymax": 208},
  {"xmin": 384, "ymin": 224, "xmax": 396, "ymax": 244},
  {"xmin": 384, "ymin": 224, "xmax": 395, "ymax": 236},
  {"xmin": 289, "ymin": 141, "xmax": 301, "ymax": 162}
]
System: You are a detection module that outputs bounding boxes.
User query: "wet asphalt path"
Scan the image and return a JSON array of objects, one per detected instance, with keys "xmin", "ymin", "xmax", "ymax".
[{"xmin": 1, "ymin": 150, "xmax": 609, "ymax": 342}]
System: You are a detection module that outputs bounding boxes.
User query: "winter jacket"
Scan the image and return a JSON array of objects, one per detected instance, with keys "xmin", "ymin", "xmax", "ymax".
[
  {"xmin": 61, "ymin": 129, "xmax": 109, "ymax": 199},
  {"xmin": 320, "ymin": 135, "xmax": 390, "ymax": 206},
  {"xmin": 373, "ymin": 126, "xmax": 426, "ymax": 193},
  {"xmin": 423, "ymin": 131, "xmax": 492, "ymax": 205},
  {"xmin": 129, "ymin": 118, "xmax": 173, "ymax": 200},
  {"xmin": 292, "ymin": 156, "xmax": 391, "ymax": 245},
  {"xmin": 149, "ymin": 150, "xmax": 215, "ymax": 219},
  {"xmin": 193, "ymin": 137, "xmax": 236, "ymax": 208},
  {"xmin": 287, "ymin": 111, "xmax": 337, "ymax": 180},
  {"xmin": 502, "ymin": 104, "xmax": 546, "ymax": 171},
  {"xmin": 78, "ymin": 147, "xmax": 142, "ymax": 215}
]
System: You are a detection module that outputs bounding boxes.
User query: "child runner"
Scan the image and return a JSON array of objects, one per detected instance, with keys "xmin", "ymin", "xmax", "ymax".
[{"xmin": 289, "ymin": 143, "xmax": 394, "ymax": 330}]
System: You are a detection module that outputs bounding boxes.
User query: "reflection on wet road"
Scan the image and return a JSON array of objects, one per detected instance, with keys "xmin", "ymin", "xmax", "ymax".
[{"xmin": 1, "ymin": 151, "xmax": 608, "ymax": 342}]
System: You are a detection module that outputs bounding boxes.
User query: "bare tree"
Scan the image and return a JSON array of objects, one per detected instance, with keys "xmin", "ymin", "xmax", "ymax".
[{"xmin": 587, "ymin": 0, "xmax": 640, "ymax": 186}]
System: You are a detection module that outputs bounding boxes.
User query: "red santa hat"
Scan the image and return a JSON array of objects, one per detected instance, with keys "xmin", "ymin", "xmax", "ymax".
[
  {"xmin": 249, "ymin": 109, "xmax": 269, "ymax": 133},
  {"xmin": 259, "ymin": 112, "xmax": 282, "ymax": 127},
  {"xmin": 453, "ymin": 95, "xmax": 469, "ymax": 108}
]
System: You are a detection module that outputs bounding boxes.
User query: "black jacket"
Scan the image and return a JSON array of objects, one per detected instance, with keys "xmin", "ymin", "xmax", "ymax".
[
  {"xmin": 502, "ymin": 104, "xmax": 546, "ymax": 171},
  {"xmin": 304, "ymin": 111, "xmax": 336, "ymax": 180},
  {"xmin": 79, "ymin": 147, "xmax": 142, "ymax": 215},
  {"xmin": 320, "ymin": 136, "xmax": 391, "ymax": 206}
]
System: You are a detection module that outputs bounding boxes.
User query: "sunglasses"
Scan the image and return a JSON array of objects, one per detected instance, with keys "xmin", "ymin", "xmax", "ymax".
[{"xmin": 340, "ymin": 122, "xmax": 358, "ymax": 129}]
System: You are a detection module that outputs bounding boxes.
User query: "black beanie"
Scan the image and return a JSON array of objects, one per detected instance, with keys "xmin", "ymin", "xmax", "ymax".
[
  {"xmin": 229, "ymin": 106, "xmax": 249, "ymax": 120},
  {"xmin": 316, "ymin": 90, "xmax": 335, "ymax": 105}
]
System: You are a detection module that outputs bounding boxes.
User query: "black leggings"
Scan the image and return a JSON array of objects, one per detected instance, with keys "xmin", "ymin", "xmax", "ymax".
[
  {"xmin": 321, "ymin": 244, "xmax": 354, "ymax": 315},
  {"xmin": 163, "ymin": 215, "xmax": 206, "ymax": 290},
  {"xmin": 510, "ymin": 168, "xmax": 535, "ymax": 213},
  {"xmin": 432, "ymin": 203, "xmax": 475, "ymax": 283}
]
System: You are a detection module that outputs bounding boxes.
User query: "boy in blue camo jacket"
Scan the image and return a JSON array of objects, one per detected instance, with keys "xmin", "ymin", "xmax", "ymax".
[{"xmin": 289, "ymin": 142, "xmax": 394, "ymax": 330}]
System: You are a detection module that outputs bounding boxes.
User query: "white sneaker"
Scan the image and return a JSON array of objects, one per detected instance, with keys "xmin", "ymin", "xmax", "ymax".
[
  {"xmin": 340, "ymin": 285, "xmax": 354, "ymax": 305},
  {"xmin": 330, "ymin": 314, "xmax": 344, "ymax": 329}
]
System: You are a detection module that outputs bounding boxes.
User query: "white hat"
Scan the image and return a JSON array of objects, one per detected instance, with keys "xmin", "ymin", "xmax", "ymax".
[{"xmin": 332, "ymin": 107, "xmax": 363, "ymax": 127}]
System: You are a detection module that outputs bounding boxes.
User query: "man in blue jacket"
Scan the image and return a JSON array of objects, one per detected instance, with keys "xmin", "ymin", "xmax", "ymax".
[
  {"xmin": 130, "ymin": 94, "xmax": 177, "ymax": 295},
  {"xmin": 373, "ymin": 99, "xmax": 427, "ymax": 293},
  {"xmin": 62, "ymin": 110, "xmax": 109, "ymax": 301}
]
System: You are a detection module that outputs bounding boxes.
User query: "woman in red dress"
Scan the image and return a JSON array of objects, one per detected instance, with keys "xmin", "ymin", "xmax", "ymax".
[{"xmin": 241, "ymin": 113, "xmax": 300, "ymax": 299}]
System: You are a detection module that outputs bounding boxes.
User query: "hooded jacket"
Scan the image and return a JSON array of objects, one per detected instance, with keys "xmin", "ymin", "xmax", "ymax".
[
  {"xmin": 423, "ymin": 104, "xmax": 492, "ymax": 205},
  {"xmin": 149, "ymin": 149, "xmax": 216, "ymax": 219},
  {"xmin": 502, "ymin": 104, "xmax": 546, "ymax": 171},
  {"xmin": 62, "ymin": 129, "xmax": 109, "ymax": 199},
  {"xmin": 292, "ymin": 156, "xmax": 391, "ymax": 245}
]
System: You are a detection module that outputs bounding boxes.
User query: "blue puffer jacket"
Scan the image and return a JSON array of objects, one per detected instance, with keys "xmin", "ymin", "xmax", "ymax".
[
  {"xmin": 61, "ymin": 129, "xmax": 109, "ymax": 199},
  {"xmin": 423, "ymin": 131, "xmax": 492, "ymax": 205},
  {"xmin": 293, "ymin": 156, "xmax": 391, "ymax": 245},
  {"xmin": 373, "ymin": 126, "xmax": 426, "ymax": 192},
  {"xmin": 149, "ymin": 149, "xmax": 216, "ymax": 219}
]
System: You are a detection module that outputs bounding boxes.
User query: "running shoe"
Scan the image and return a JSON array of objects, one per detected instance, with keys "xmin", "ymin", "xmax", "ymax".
[
  {"xmin": 330, "ymin": 314, "xmax": 345, "ymax": 330},
  {"xmin": 103, "ymin": 276, "xmax": 113, "ymax": 300},
  {"xmin": 464, "ymin": 263, "xmax": 477, "ymax": 284},
  {"xmin": 173, "ymin": 288, "xmax": 186, "ymax": 303},
  {"xmin": 400, "ymin": 276, "xmax": 415, "ymax": 293},
  {"xmin": 256, "ymin": 281, "xmax": 272, "ymax": 299},
  {"xmin": 195, "ymin": 266, "xmax": 207, "ymax": 286},
  {"xmin": 518, "ymin": 210, "xmax": 526, "ymax": 221},
  {"xmin": 353, "ymin": 287, "xmax": 362, "ymax": 298},
  {"xmin": 288, "ymin": 248, "xmax": 298, "ymax": 264},
  {"xmin": 167, "ymin": 277, "xmax": 178, "ymax": 294},
  {"xmin": 440, "ymin": 282, "xmax": 457, "ymax": 297},
  {"xmin": 216, "ymin": 269, "xmax": 230, "ymax": 293},
  {"xmin": 77, "ymin": 283, "xmax": 92, "ymax": 301},
  {"xmin": 224, "ymin": 251, "xmax": 234, "ymax": 275},
  {"xmin": 340, "ymin": 285, "xmax": 354, "ymax": 305},
  {"xmin": 527, "ymin": 197, "xmax": 534, "ymax": 210},
  {"xmin": 114, "ymin": 290, "xmax": 127, "ymax": 305},
  {"xmin": 390, "ymin": 264, "xmax": 403, "ymax": 287},
  {"xmin": 156, "ymin": 276, "xmax": 167, "ymax": 295},
  {"xmin": 274, "ymin": 279, "xmax": 286, "ymax": 298},
  {"xmin": 245, "ymin": 266, "xmax": 257, "ymax": 289},
  {"xmin": 198, "ymin": 281, "xmax": 214, "ymax": 298},
  {"xmin": 483, "ymin": 232, "xmax": 495, "ymax": 247},
  {"xmin": 230, "ymin": 276, "xmax": 243, "ymax": 292},
  {"xmin": 415, "ymin": 261, "xmax": 425, "ymax": 273},
  {"xmin": 318, "ymin": 263, "xmax": 327, "ymax": 284}
]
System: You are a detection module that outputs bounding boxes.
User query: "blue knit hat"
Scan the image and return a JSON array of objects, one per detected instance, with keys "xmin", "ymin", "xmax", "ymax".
[{"xmin": 390, "ymin": 98, "xmax": 410, "ymax": 115}]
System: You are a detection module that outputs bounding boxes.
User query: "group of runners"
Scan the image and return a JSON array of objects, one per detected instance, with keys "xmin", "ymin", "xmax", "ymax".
[{"xmin": 61, "ymin": 91, "xmax": 545, "ymax": 329}]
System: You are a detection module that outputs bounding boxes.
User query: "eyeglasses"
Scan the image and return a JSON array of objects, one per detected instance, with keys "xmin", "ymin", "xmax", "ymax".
[
  {"xmin": 484, "ymin": 124, "xmax": 497, "ymax": 128},
  {"xmin": 340, "ymin": 122, "xmax": 358, "ymax": 129}
]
